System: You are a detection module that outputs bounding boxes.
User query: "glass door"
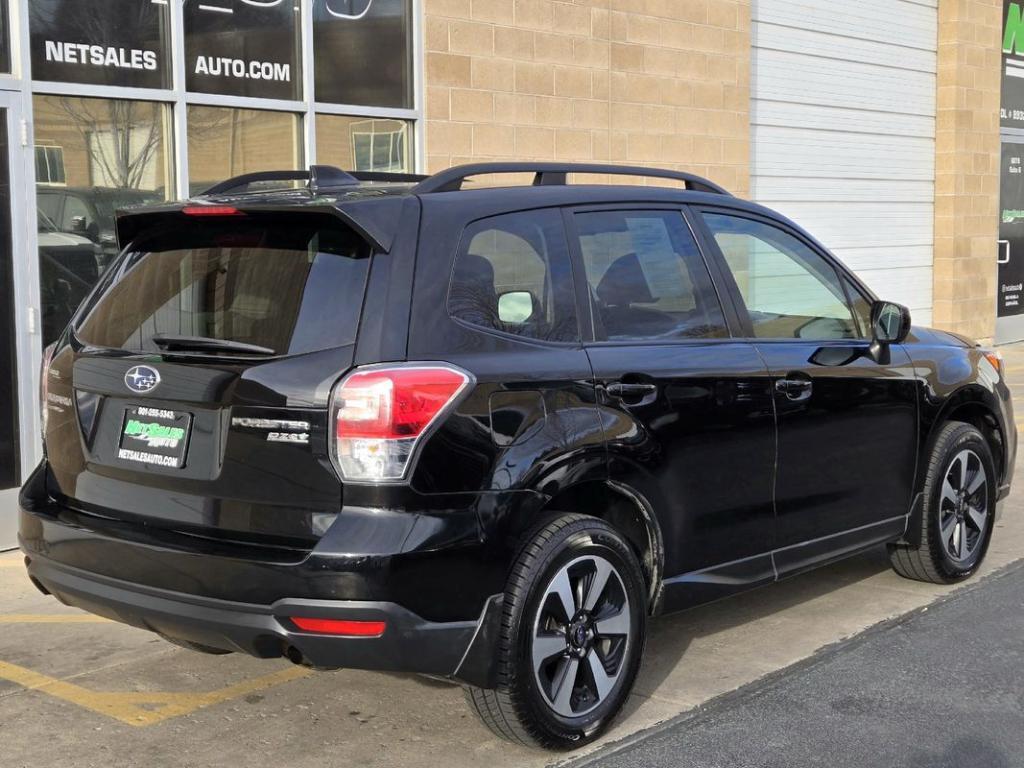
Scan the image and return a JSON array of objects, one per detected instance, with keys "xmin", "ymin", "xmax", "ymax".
[
  {"xmin": 996, "ymin": 141, "xmax": 1024, "ymax": 343},
  {"xmin": 0, "ymin": 90, "xmax": 29, "ymax": 550}
]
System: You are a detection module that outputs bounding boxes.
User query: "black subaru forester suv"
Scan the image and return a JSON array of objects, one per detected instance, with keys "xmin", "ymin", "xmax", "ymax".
[{"xmin": 20, "ymin": 163, "xmax": 1016, "ymax": 749}]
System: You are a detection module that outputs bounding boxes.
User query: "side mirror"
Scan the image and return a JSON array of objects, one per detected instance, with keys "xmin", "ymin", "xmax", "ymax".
[
  {"xmin": 871, "ymin": 300, "xmax": 911, "ymax": 344},
  {"xmin": 497, "ymin": 291, "xmax": 534, "ymax": 324},
  {"xmin": 70, "ymin": 215, "xmax": 88, "ymax": 233}
]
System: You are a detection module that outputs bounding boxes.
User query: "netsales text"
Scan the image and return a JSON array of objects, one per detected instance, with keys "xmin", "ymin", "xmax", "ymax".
[{"xmin": 44, "ymin": 41, "xmax": 158, "ymax": 71}]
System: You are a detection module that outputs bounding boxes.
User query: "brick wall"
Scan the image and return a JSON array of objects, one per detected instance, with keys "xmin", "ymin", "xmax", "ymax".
[
  {"xmin": 932, "ymin": 0, "xmax": 1002, "ymax": 342},
  {"xmin": 423, "ymin": 0, "xmax": 751, "ymax": 195}
]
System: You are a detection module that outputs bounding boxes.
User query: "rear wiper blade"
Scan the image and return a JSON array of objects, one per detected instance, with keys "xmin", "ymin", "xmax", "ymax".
[{"xmin": 150, "ymin": 334, "xmax": 276, "ymax": 356}]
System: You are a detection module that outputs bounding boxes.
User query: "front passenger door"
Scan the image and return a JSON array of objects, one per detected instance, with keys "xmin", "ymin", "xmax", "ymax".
[{"xmin": 698, "ymin": 209, "xmax": 918, "ymax": 571}]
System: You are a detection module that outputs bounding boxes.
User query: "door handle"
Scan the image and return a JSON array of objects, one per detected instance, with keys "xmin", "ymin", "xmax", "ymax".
[
  {"xmin": 606, "ymin": 382, "xmax": 658, "ymax": 403},
  {"xmin": 775, "ymin": 377, "xmax": 813, "ymax": 401}
]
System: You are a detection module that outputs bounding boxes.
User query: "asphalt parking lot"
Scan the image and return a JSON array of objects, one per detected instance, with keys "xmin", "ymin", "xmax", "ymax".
[
  {"xmin": 3, "ymin": 345, "xmax": 1024, "ymax": 768},
  {"xmin": 570, "ymin": 560, "xmax": 1024, "ymax": 768}
]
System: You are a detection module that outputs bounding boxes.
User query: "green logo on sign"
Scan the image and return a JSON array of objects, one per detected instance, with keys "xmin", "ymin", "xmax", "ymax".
[
  {"xmin": 124, "ymin": 419, "xmax": 185, "ymax": 447},
  {"xmin": 1006, "ymin": 2, "xmax": 1024, "ymax": 55}
]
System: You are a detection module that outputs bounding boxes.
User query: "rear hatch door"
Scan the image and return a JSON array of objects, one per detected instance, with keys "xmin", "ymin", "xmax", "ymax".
[{"xmin": 45, "ymin": 211, "xmax": 370, "ymax": 548}]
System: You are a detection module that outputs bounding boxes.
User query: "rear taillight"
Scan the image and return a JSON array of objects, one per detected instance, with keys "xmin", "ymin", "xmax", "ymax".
[
  {"xmin": 39, "ymin": 342, "xmax": 55, "ymax": 443},
  {"xmin": 329, "ymin": 364, "xmax": 471, "ymax": 482}
]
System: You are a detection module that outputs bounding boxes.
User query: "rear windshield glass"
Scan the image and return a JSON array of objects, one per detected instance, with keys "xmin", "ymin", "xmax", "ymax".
[{"xmin": 75, "ymin": 218, "xmax": 370, "ymax": 356}]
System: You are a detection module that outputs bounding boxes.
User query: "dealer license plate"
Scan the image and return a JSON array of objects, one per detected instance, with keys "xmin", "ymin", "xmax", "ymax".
[{"xmin": 118, "ymin": 406, "xmax": 193, "ymax": 469}]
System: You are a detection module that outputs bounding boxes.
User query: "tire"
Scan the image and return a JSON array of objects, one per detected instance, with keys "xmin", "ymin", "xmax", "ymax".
[
  {"xmin": 159, "ymin": 635, "xmax": 233, "ymax": 655},
  {"xmin": 888, "ymin": 421, "xmax": 996, "ymax": 584},
  {"xmin": 465, "ymin": 513, "xmax": 647, "ymax": 750}
]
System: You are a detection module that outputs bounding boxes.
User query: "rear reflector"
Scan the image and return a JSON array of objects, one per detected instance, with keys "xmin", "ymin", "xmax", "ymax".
[
  {"xmin": 182, "ymin": 205, "xmax": 243, "ymax": 217},
  {"xmin": 291, "ymin": 617, "xmax": 387, "ymax": 637},
  {"xmin": 330, "ymin": 364, "xmax": 471, "ymax": 482}
]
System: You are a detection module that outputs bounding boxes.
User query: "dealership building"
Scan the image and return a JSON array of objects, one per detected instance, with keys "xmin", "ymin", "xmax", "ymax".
[{"xmin": 0, "ymin": 0, "xmax": 1016, "ymax": 543}]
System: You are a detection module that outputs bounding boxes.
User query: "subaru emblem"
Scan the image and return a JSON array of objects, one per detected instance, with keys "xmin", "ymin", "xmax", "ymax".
[{"xmin": 124, "ymin": 365, "xmax": 161, "ymax": 394}]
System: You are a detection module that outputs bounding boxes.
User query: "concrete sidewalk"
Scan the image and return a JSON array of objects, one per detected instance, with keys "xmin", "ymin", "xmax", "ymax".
[{"xmin": 1, "ymin": 345, "xmax": 1023, "ymax": 767}]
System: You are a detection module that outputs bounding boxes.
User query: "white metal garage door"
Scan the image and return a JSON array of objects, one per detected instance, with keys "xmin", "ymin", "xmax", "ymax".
[{"xmin": 751, "ymin": 0, "xmax": 938, "ymax": 325}]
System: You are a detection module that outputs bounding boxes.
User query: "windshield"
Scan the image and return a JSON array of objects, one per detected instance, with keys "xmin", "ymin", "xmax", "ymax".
[
  {"xmin": 75, "ymin": 218, "xmax": 371, "ymax": 356},
  {"xmin": 38, "ymin": 210, "xmax": 58, "ymax": 233}
]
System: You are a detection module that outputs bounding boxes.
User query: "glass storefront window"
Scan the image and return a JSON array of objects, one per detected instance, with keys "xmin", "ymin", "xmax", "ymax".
[
  {"xmin": 29, "ymin": 0, "xmax": 171, "ymax": 89},
  {"xmin": 0, "ymin": 0, "xmax": 10, "ymax": 74},
  {"xmin": 0, "ymin": 111, "xmax": 18, "ymax": 492},
  {"xmin": 34, "ymin": 95, "xmax": 173, "ymax": 346},
  {"xmin": 314, "ymin": 0, "xmax": 412, "ymax": 109},
  {"xmin": 187, "ymin": 106, "xmax": 303, "ymax": 192},
  {"xmin": 185, "ymin": 0, "xmax": 303, "ymax": 101},
  {"xmin": 315, "ymin": 115, "xmax": 412, "ymax": 172}
]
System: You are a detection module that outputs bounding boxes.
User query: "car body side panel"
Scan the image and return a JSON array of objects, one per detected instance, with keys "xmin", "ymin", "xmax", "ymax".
[
  {"xmin": 586, "ymin": 342, "xmax": 777, "ymax": 581},
  {"xmin": 756, "ymin": 339, "xmax": 920, "ymax": 550},
  {"xmin": 353, "ymin": 196, "xmax": 421, "ymax": 367},
  {"xmin": 903, "ymin": 327, "xmax": 1017, "ymax": 497},
  {"xmin": 404, "ymin": 193, "xmax": 607, "ymax": 583}
]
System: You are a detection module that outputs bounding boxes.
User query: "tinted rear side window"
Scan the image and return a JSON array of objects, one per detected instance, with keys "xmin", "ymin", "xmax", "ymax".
[
  {"xmin": 448, "ymin": 209, "xmax": 579, "ymax": 343},
  {"xmin": 574, "ymin": 210, "xmax": 728, "ymax": 341},
  {"xmin": 76, "ymin": 219, "xmax": 370, "ymax": 355}
]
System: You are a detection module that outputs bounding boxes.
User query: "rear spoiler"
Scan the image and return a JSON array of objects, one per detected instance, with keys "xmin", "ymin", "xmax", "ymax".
[{"xmin": 115, "ymin": 196, "xmax": 408, "ymax": 254}]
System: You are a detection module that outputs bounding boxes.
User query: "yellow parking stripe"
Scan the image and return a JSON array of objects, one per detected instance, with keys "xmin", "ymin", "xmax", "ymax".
[
  {"xmin": 0, "ymin": 660, "xmax": 310, "ymax": 726},
  {"xmin": 0, "ymin": 615, "xmax": 111, "ymax": 624}
]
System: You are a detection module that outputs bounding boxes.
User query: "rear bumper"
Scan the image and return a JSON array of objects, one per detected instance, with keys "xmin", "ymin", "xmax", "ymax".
[
  {"xmin": 18, "ymin": 463, "xmax": 504, "ymax": 687},
  {"xmin": 24, "ymin": 552, "xmax": 501, "ymax": 684}
]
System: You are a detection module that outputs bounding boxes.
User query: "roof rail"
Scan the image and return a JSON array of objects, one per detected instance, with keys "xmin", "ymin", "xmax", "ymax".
[
  {"xmin": 201, "ymin": 165, "xmax": 361, "ymax": 197},
  {"xmin": 349, "ymin": 170, "xmax": 429, "ymax": 183},
  {"xmin": 411, "ymin": 162, "xmax": 731, "ymax": 196}
]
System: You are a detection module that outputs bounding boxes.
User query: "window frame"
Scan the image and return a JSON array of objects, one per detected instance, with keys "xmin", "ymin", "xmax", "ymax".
[
  {"xmin": 34, "ymin": 145, "xmax": 65, "ymax": 185},
  {"xmin": 561, "ymin": 203, "xmax": 742, "ymax": 346},
  {"xmin": 445, "ymin": 206, "xmax": 584, "ymax": 347},
  {"xmin": 691, "ymin": 204, "xmax": 878, "ymax": 344}
]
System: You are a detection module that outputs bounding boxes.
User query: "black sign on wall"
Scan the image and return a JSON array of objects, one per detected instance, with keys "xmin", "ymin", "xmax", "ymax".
[
  {"xmin": 998, "ymin": 143, "xmax": 1024, "ymax": 318},
  {"xmin": 314, "ymin": 0, "xmax": 412, "ymax": 109},
  {"xmin": 185, "ymin": 0, "xmax": 302, "ymax": 100},
  {"xmin": 29, "ymin": 0, "xmax": 170, "ymax": 89}
]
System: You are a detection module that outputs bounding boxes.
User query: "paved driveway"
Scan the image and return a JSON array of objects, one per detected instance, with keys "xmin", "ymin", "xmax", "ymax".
[{"xmin": 2, "ymin": 345, "xmax": 1023, "ymax": 767}]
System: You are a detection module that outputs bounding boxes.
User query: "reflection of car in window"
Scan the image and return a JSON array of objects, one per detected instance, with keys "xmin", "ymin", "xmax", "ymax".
[
  {"xmin": 36, "ymin": 185, "xmax": 163, "ymax": 263},
  {"xmin": 36, "ymin": 209, "xmax": 102, "ymax": 345}
]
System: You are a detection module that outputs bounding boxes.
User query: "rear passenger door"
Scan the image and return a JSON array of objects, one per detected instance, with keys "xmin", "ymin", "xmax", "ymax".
[
  {"xmin": 407, "ymin": 204, "xmax": 606, "ymax": 507},
  {"xmin": 565, "ymin": 206, "xmax": 777, "ymax": 607},
  {"xmin": 696, "ymin": 208, "xmax": 918, "ymax": 571}
]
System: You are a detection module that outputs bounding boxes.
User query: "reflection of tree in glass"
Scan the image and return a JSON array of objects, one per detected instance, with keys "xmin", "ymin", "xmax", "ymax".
[
  {"xmin": 324, "ymin": 0, "xmax": 374, "ymax": 19},
  {"xmin": 187, "ymin": 107, "xmax": 287, "ymax": 184},
  {"xmin": 31, "ymin": 0, "xmax": 163, "ymax": 52},
  {"xmin": 186, "ymin": 107, "xmax": 302, "ymax": 195},
  {"xmin": 193, "ymin": 0, "xmax": 293, "ymax": 15},
  {"xmin": 55, "ymin": 98, "xmax": 163, "ymax": 190}
]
